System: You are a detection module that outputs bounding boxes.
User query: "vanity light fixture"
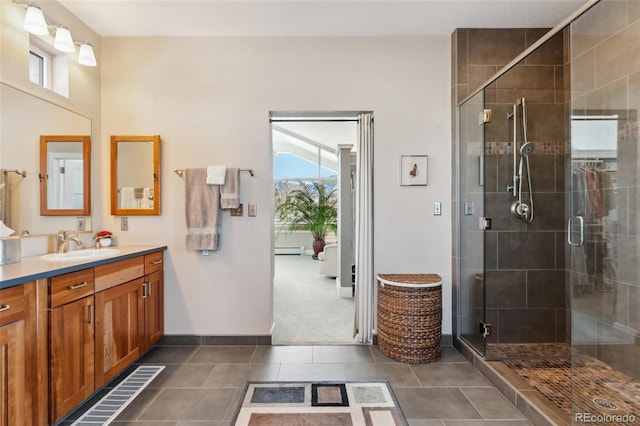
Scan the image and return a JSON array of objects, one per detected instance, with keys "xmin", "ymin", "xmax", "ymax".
[
  {"xmin": 23, "ymin": 5, "xmax": 48, "ymax": 35},
  {"xmin": 78, "ymin": 42, "xmax": 97, "ymax": 67},
  {"xmin": 54, "ymin": 27, "xmax": 75, "ymax": 52}
]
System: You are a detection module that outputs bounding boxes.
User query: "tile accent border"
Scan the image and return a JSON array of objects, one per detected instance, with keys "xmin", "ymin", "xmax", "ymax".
[
  {"xmin": 160, "ymin": 335, "xmax": 272, "ymax": 346},
  {"xmin": 160, "ymin": 334, "xmax": 452, "ymax": 347}
]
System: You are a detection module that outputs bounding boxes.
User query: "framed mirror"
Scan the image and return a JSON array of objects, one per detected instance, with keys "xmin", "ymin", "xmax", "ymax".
[
  {"xmin": 111, "ymin": 135, "xmax": 161, "ymax": 215},
  {"xmin": 39, "ymin": 135, "xmax": 91, "ymax": 216}
]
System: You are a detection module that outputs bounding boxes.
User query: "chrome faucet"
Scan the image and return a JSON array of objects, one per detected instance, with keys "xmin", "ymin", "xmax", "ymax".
[{"xmin": 56, "ymin": 230, "xmax": 84, "ymax": 254}]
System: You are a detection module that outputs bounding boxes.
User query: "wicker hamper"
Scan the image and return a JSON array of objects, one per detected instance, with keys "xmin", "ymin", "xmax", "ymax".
[{"xmin": 377, "ymin": 274, "xmax": 442, "ymax": 363}]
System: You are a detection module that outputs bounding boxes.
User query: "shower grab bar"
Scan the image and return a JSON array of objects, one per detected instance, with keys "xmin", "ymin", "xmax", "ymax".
[{"xmin": 567, "ymin": 216, "xmax": 584, "ymax": 246}]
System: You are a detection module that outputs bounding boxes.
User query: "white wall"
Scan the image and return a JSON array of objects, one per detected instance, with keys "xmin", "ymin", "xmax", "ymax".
[{"xmin": 104, "ymin": 35, "xmax": 453, "ymax": 336}]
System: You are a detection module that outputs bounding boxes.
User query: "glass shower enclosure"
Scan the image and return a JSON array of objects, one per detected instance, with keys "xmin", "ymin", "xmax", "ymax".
[{"xmin": 457, "ymin": 1, "xmax": 640, "ymax": 420}]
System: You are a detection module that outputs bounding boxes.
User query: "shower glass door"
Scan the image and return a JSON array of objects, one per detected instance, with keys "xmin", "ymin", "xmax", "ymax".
[{"xmin": 458, "ymin": 90, "xmax": 487, "ymax": 356}]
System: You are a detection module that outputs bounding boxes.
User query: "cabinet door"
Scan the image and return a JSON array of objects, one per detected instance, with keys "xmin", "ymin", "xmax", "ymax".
[
  {"xmin": 0, "ymin": 320, "xmax": 26, "ymax": 426},
  {"xmin": 95, "ymin": 278, "xmax": 144, "ymax": 388},
  {"xmin": 49, "ymin": 296, "xmax": 94, "ymax": 424},
  {"xmin": 143, "ymin": 270, "xmax": 164, "ymax": 351}
]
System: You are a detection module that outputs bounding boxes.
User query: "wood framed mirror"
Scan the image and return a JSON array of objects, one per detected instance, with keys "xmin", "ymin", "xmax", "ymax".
[
  {"xmin": 111, "ymin": 135, "xmax": 161, "ymax": 215},
  {"xmin": 39, "ymin": 135, "xmax": 91, "ymax": 216}
]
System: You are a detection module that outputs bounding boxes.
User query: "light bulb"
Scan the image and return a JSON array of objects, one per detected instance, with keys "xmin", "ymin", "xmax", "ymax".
[
  {"xmin": 24, "ymin": 6, "xmax": 48, "ymax": 35},
  {"xmin": 78, "ymin": 43, "xmax": 97, "ymax": 67},
  {"xmin": 54, "ymin": 27, "xmax": 75, "ymax": 53}
]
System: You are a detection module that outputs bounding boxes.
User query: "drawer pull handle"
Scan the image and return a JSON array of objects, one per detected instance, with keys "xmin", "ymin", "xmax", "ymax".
[
  {"xmin": 68, "ymin": 281, "xmax": 88, "ymax": 290},
  {"xmin": 151, "ymin": 260, "xmax": 163, "ymax": 265},
  {"xmin": 0, "ymin": 304, "xmax": 10, "ymax": 313}
]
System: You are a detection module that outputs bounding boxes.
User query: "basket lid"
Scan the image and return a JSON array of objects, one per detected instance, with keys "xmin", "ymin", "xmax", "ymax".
[{"xmin": 377, "ymin": 274, "xmax": 442, "ymax": 288}]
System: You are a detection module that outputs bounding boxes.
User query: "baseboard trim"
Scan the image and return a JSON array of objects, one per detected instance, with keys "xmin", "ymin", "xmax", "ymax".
[{"xmin": 160, "ymin": 335, "xmax": 272, "ymax": 346}]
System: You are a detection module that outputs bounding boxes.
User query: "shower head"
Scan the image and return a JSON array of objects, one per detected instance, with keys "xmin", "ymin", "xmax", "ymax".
[{"xmin": 520, "ymin": 142, "xmax": 534, "ymax": 157}]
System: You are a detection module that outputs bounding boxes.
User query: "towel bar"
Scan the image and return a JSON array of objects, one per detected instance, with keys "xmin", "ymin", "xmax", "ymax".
[{"xmin": 173, "ymin": 168, "xmax": 254, "ymax": 177}]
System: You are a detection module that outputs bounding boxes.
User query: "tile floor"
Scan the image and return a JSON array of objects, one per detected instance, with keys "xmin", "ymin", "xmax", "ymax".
[{"xmin": 63, "ymin": 344, "xmax": 531, "ymax": 425}]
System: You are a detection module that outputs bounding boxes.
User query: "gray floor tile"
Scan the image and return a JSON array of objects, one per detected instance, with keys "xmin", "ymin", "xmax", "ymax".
[
  {"xmin": 312, "ymin": 345, "xmax": 375, "ymax": 363},
  {"xmin": 203, "ymin": 363, "xmax": 281, "ymax": 387},
  {"xmin": 409, "ymin": 421, "xmax": 446, "ymax": 426},
  {"xmin": 344, "ymin": 362, "xmax": 422, "ymax": 387},
  {"xmin": 460, "ymin": 387, "xmax": 525, "ymax": 420},
  {"xmin": 412, "ymin": 363, "xmax": 490, "ymax": 386},
  {"xmin": 137, "ymin": 346, "xmax": 199, "ymax": 365},
  {"xmin": 148, "ymin": 364, "xmax": 215, "ymax": 388},
  {"xmin": 394, "ymin": 387, "xmax": 483, "ymax": 420},
  {"xmin": 438, "ymin": 346, "xmax": 469, "ymax": 363},
  {"xmin": 111, "ymin": 422, "xmax": 177, "ymax": 425},
  {"xmin": 251, "ymin": 345, "xmax": 313, "ymax": 363},
  {"xmin": 189, "ymin": 346, "xmax": 256, "ymax": 364},
  {"xmin": 113, "ymin": 387, "xmax": 163, "ymax": 421},
  {"xmin": 277, "ymin": 363, "xmax": 347, "ymax": 381},
  {"xmin": 138, "ymin": 388, "xmax": 236, "ymax": 421}
]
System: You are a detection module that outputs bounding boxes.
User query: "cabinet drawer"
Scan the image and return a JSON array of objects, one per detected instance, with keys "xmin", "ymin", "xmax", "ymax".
[
  {"xmin": 0, "ymin": 284, "xmax": 26, "ymax": 326},
  {"xmin": 95, "ymin": 257, "xmax": 144, "ymax": 292},
  {"xmin": 144, "ymin": 251, "xmax": 164, "ymax": 274},
  {"xmin": 49, "ymin": 269, "xmax": 95, "ymax": 308}
]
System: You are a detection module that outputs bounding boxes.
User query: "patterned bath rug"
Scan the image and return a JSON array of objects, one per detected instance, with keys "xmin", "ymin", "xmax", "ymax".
[{"xmin": 232, "ymin": 381, "xmax": 409, "ymax": 425}]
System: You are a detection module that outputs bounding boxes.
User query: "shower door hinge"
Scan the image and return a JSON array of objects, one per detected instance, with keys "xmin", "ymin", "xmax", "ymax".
[
  {"xmin": 479, "ymin": 109, "xmax": 492, "ymax": 124},
  {"xmin": 479, "ymin": 217, "xmax": 492, "ymax": 231},
  {"xmin": 479, "ymin": 321, "xmax": 492, "ymax": 338}
]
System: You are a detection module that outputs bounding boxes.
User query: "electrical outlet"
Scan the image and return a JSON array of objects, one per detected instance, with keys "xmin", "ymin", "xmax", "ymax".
[
  {"xmin": 121, "ymin": 217, "xmax": 129, "ymax": 231},
  {"xmin": 434, "ymin": 202, "xmax": 442, "ymax": 216},
  {"xmin": 248, "ymin": 203, "xmax": 257, "ymax": 217},
  {"xmin": 76, "ymin": 217, "xmax": 85, "ymax": 231}
]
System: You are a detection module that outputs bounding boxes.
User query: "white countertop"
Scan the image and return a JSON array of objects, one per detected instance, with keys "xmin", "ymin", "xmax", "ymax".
[{"xmin": 0, "ymin": 245, "xmax": 167, "ymax": 289}]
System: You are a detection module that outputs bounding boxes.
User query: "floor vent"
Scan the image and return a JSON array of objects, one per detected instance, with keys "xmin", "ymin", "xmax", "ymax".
[
  {"xmin": 71, "ymin": 365, "xmax": 164, "ymax": 425},
  {"xmin": 275, "ymin": 246, "xmax": 305, "ymax": 255}
]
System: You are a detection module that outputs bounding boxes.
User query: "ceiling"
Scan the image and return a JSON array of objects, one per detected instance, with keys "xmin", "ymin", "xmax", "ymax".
[{"xmin": 58, "ymin": 0, "xmax": 588, "ymax": 37}]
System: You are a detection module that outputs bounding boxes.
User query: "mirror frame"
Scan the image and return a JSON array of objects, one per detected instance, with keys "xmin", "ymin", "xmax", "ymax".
[
  {"xmin": 39, "ymin": 135, "xmax": 91, "ymax": 216},
  {"xmin": 110, "ymin": 135, "xmax": 161, "ymax": 216}
]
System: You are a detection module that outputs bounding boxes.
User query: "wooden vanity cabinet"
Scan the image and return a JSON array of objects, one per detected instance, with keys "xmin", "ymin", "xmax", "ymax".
[
  {"xmin": 142, "ymin": 252, "xmax": 164, "ymax": 351},
  {"xmin": 0, "ymin": 284, "xmax": 27, "ymax": 426},
  {"xmin": 94, "ymin": 253, "xmax": 164, "ymax": 387},
  {"xmin": 48, "ymin": 269, "xmax": 95, "ymax": 424}
]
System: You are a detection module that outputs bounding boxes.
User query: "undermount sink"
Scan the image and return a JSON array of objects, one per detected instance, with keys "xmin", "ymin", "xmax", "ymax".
[{"xmin": 42, "ymin": 248, "xmax": 121, "ymax": 261}]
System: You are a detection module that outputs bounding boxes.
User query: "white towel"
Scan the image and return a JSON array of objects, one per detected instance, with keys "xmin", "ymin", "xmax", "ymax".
[
  {"xmin": 185, "ymin": 168, "xmax": 221, "ymax": 251},
  {"xmin": 220, "ymin": 168, "xmax": 240, "ymax": 209},
  {"xmin": 120, "ymin": 187, "xmax": 135, "ymax": 209},
  {"xmin": 0, "ymin": 220, "xmax": 15, "ymax": 237},
  {"xmin": 206, "ymin": 166, "xmax": 227, "ymax": 185}
]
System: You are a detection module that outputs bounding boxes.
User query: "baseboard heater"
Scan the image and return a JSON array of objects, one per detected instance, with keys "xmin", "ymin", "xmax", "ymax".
[{"xmin": 274, "ymin": 246, "xmax": 305, "ymax": 255}]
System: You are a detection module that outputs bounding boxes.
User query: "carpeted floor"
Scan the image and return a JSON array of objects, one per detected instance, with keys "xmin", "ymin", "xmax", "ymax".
[
  {"xmin": 272, "ymin": 255, "xmax": 357, "ymax": 345},
  {"xmin": 232, "ymin": 381, "xmax": 408, "ymax": 425}
]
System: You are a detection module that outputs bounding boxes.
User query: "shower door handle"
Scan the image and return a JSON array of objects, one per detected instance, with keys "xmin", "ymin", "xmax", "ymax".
[{"xmin": 567, "ymin": 216, "xmax": 584, "ymax": 246}]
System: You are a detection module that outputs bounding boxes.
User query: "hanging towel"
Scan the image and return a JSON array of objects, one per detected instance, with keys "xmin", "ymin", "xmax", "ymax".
[
  {"xmin": 206, "ymin": 166, "xmax": 227, "ymax": 185},
  {"xmin": 220, "ymin": 168, "xmax": 240, "ymax": 209},
  {"xmin": 185, "ymin": 168, "xmax": 221, "ymax": 251},
  {"xmin": 120, "ymin": 187, "xmax": 136, "ymax": 209}
]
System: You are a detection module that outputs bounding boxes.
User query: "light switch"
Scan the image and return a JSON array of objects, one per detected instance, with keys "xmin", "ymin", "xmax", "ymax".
[{"xmin": 248, "ymin": 203, "xmax": 257, "ymax": 217}]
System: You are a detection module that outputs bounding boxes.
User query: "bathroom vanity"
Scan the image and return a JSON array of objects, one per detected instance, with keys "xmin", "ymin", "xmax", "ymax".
[{"xmin": 0, "ymin": 245, "xmax": 166, "ymax": 425}]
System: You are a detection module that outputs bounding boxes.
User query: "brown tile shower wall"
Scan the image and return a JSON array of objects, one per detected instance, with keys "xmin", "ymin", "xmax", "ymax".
[
  {"xmin": 570, "ymin": 0, "xmax": 640, "ymax": 381},
  {"xmin": 452, "ymin": 28, "xmax": 568, "ymax": 344}
]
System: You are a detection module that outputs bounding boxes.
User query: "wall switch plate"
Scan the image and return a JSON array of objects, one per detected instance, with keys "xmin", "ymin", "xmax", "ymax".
[
  {"xmin": 248, "ymin": 203, "xmax": 257, "ymax": 217},
  {"xmin": 434, "ymin": 202, "xmax": 442, "ymax": 216},
  {"xmin": 121, "ymin": 217, "xmax": 128, "ymax": 231},
  {"xmin": 464, "ymin": 202, "xmax": 474, "ymax": 215},
  {"xmin": 76, "ymin": 217, "xmax": 85, "ymax": 231},
  {"xmin": 230, "ymin": 204, "xmax": 243, "ymax": 217}
]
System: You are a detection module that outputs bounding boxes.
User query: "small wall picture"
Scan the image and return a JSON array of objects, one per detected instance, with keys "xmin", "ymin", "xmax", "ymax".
[{"xmin": 400, "ymin": 155, "xmax": 428, "ymax": 186}]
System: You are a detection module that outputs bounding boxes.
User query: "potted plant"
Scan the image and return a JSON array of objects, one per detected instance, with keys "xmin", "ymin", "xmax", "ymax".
[
  {"xmin": 95, "ymin": 230, "xmax": 113, "ymax": 247},
  {"xmin": 276, "ymin": 182, "xmax": 337, "ymax": 258}
]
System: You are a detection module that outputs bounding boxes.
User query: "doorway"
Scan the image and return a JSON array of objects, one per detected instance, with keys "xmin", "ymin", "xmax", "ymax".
[{"xmin": 270, "ymin": 112, "xmax": 372, "ymax": 345}]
